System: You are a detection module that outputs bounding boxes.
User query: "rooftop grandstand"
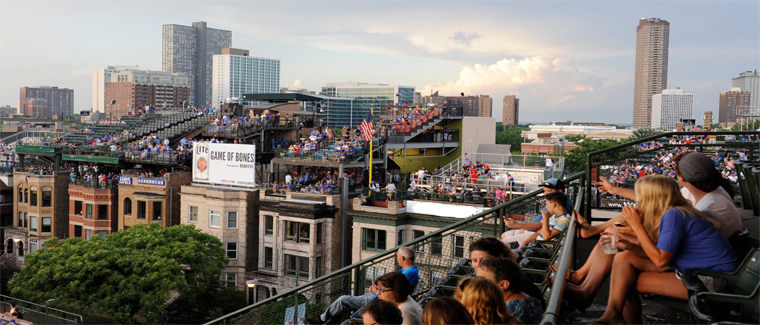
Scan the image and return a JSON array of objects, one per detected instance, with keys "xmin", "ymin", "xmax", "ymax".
[{"xmin": 206, "ymin": 130, "xmax": 759, "ymax": 325}]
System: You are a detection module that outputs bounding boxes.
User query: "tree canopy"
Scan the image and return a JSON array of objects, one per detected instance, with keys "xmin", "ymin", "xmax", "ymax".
[{"xmin": 9, "ymin": 223, "xmax": 228, "ymax": 324}]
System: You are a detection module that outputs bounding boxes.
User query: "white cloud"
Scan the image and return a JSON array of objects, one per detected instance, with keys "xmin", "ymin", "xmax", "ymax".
[{"xmin": 282, "ymin": 79, "xmax": 304, "ymax": 89}]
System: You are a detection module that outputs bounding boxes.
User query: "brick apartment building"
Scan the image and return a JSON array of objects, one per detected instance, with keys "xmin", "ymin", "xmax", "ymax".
[
  {"xmin": 19, "ymin": 86, "xmax": 74, "ymax": 118},
  {"xmin": 68, "ymin": 181, "xmax": 118, "ymax": 239}
]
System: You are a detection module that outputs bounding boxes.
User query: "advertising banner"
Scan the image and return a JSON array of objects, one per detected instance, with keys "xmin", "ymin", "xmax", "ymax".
[{"xmin": 193, "ymin": 143, "xmax": 256, "ymax": 187}]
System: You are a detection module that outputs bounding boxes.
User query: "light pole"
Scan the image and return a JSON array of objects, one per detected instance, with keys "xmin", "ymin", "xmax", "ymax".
[{"xmin": 246, "ymin": 279, "xmax": 260, "ymax": 305}]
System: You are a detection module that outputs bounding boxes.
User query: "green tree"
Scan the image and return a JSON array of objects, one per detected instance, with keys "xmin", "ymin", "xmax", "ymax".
[
  {"xmin": 495, "ymin": 124, "xmax": 529, "ymax": 152},
  {"xmin": 563, "ymin": 135, "xmax": 626, "ymax": 173},
  {"xmin": 9, "ymin": 223, "xmax": 228, "ymax": 324}
]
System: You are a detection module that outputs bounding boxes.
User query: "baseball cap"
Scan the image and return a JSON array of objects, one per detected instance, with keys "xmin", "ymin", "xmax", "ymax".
[
  {"xmin": 542, "ymin": 178, "xmax": 565, "ymax": 189},
  {"xmin": 677, "ymin": 152, "xmax": 718, "ymax": 183}
]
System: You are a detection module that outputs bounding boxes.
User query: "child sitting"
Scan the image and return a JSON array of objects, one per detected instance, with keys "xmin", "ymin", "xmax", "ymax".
[{"xmin": 512, "ymin": 192, "xmax": 570, "ymax": 256}]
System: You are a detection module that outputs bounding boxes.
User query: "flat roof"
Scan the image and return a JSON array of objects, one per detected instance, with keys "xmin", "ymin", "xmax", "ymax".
[{"xmin": 243, "ymin": 93, "xmax": 354, "ymax": 102}]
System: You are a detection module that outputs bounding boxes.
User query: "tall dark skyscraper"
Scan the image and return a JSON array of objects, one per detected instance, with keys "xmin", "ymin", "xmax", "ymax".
[
  {"xmin": 19, "ymin": 86, "xmax": 74, "ymax": 118},
  {"xmin": 162, "ymin": 21, "xmax": 232, "ymax": 108},
  {"xmin": 632, "ymin": 18, "xmax": 670, "ymax": 128}
]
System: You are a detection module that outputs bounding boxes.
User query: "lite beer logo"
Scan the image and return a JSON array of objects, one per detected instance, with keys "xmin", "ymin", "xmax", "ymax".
[{"xmin": 193, "ymin": 143, "xmax": 210, "ymax": 180}]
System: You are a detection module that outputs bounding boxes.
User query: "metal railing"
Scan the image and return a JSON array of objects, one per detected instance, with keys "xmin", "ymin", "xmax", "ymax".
[
  {"xmin": 583, "ymin": 130, "xmax": 760, "ymax": 219},
  {"xmin": 0, "ymin": 295, "xmax": 82, "ymax": 324},
  {"xmin": 206, "ymin": 172, "xmax": 584, "ymax": 325}
]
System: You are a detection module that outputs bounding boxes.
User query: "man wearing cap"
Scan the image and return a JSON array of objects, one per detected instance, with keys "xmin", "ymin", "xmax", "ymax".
[{"xmin": 500, "ymin": 178, "xmax": 575, "ymax": 247}]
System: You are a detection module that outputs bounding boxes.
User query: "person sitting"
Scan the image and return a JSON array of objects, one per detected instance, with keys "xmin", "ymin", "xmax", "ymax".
[
  {"xmin": 511, "ymin": 192, "xmax": 571, "ymax": 257},
  {"xmin": 501, "ymin": 178, "xmax": 574, "ymax": 247},
  {"xmin": 422, "ymin": 297, "xmax": 475, "ymax": 325},
  {"xmin": 306, "ymin": 248, "xmax": 418, "ymax": 325},
  {"xmin": 565, "ymin": 152, "xmax": 744, "ymax": 310},
  {"xmin": 458, "ymin": 277, "xmax": 523, "ymax": 325},
  {"xmin": 593, "ymin": 175, "xmax": 737, "ymax": 324},
  {"xmin": 468, "ymin": 237, "xmax": 545, "ymax": 306},
  {"xmin": 478, "ymin": 258, "xmax": 543, "ymax": 324},
  {"xmin": 359, "ymin": 299, "xmax": 404, "ymax": 325}
]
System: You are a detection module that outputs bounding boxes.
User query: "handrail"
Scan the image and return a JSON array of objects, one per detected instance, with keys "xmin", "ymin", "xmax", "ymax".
[
  {"xmin": 204, "ymin": 172, "xmax": 584, "ymax": 324},
  {"xmin": 540, "ymin": 175, "xmax": 585, "ymax": 325},
  {"xmin": 584, "ymin": 130, "xmax": 759, "ymax": 219},
  {"xmin": 0, "ymin": 294, "xmax": 83, "ymax": 324}
]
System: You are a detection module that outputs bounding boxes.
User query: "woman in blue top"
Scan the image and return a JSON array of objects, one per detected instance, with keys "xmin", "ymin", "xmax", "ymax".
[{"xmin": 594, "ymin": 175, "xmax": 737, "ymax": 325}]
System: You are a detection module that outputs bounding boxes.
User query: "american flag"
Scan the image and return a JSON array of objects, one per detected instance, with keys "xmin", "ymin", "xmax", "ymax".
[{"xmin": 359, "ymin": 113, "xmax": 374, "ymax": 141}]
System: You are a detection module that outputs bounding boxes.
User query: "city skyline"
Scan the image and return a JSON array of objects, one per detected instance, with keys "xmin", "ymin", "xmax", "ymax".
[{"xmin": 1, "ymin": 1, "xmax": 758, "ymax": 124}]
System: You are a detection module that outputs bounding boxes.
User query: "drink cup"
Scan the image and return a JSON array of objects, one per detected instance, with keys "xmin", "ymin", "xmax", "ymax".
[{"xmin": 601, "ymin": 234, "xmax": 618, "ymax": 254}]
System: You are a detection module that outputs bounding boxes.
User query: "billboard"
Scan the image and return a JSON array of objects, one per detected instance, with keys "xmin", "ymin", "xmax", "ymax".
[{"xmin": 193, "ymin": 143, "xmax": 256, "ymax": 187}]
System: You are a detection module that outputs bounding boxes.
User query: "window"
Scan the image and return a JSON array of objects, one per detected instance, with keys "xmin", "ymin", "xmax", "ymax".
[
  {"xmin": 40, "ymin": 217, "xmax": 50, "ymax": 233},
  {"xmin": 17, "ymin": 212, "xmax": 22, "ymax": 228},
  {"xmin": 189, "ymin": 206, "xmax": 198, "ymax": 222},
  {"xmin": 29, "ymin": 243, "xmax": 38, "ymax": 254},
  {"xmin": 152, "ymin": 202, "xmax": 162, "ymax": 221},
  {"xmin": 98, "ymin": 205, "xmax": 109, "ymax": 220},
  {"xmin": 431, "ymin": 235, "xmax": 443, "ymax": 256},
  {"xmin": 137, "ymin": 201, "xmax": 146, "ymax": 220},
  {"xmin": 362, "ymin": 228, "xmax": 387, "ymax": 251},
  {"xmin": 30, "ymin": 216, "xmax": 37, "ymax": 232},
  {"xmin": 124, "ymin": 198, "xmax": 132, "ymax": 215},
  {"xmin": 284, "ymin": 254, "xmax": 309, "ymax": 278},
  {"xmin": 98, "ymin": 230, "xmax": 108, "ymax": 238},
  {"xmin": 285, "ymin": 221, "xmax": 310, "ymax": 243},
  {"xmin": 316, "ymin": 223, "xmax": 323, "ymax": 244},
  {"xmin": 265, "ymin": 215, "xmax": 273, "ymax": 235},
  {"xmin": 413, "ymin": 230, "xmax": 425, "ymax": 253},
  {"xmin": 41, "ymin": 187, "xmax": 52, "ymax": 207},
  {"xmin": 30, "ymin": 187, "xmax": 37, "ymax": 206},
  {"xmin": 364, "ymin": 266, "xmax": 387, "ymax": 289},
  {"xmin": 316, "ymin": 256, "xmax": 322, "ymax": 278},
  {"xmin": 86, "ymin": 229, "xmax": 93, "ymax": 240},
  {"xmin": 265, "ymin": 247, "xmax": 273, "ymax": 269},
  {"xmin": 74, "ymin": 225, "xmax": 82, "ymax": 238},
  {"xmin": 430, "ymin": 271, "xmax": 443, "ymax": 286},
  {"xmin": 226, "ymin": 242, "xmax": 237, "ymax": 259},
  {"xmin": 24, "ymin": 189, "xmax": 28, "ymax": 203},
  {"xmin": 209, "ymin": 210, "xmax": 221, "ymax": 227},
  {"xmin": 227, "ymin": 211, "xmax": 238, "ymax": 228},
  {"xmin": 397, "ymin": 230, "xmax": 405, "ymax": 246},
  {"xmin": 23, "ymin": 213, "xmax": 27, "ymax": 228},
  {"xmin": 225, "ymin": 273, "xmax": 237, "ymax": 288},
  {"xmin": 86, "ymin": 204, "xmax": 93, "ymax": 219},
  {"xmin": 453, "ymin": 236, "xmax": 466, "ymax": 258},
  {"xmin": 17, "ymin": 187, "xmax": 22, "ymax": 202}
]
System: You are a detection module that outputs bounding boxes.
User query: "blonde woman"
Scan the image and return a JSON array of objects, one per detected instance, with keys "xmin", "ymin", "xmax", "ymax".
[
  {"xmin": 593, "ymin": 175, "xmax": 737, "ymax": 325},
  {"xmin": 459, "ymin": 277, "xmax": 523, "ymax": 325}
]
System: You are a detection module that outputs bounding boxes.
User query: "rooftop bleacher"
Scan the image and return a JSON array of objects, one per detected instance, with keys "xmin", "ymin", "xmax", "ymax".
[{"xmin": 206, "ymin": 130, "xmax": 759, "ymax": 325}]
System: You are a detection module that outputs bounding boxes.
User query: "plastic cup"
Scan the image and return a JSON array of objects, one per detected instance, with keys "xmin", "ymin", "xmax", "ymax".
[{"xmin": 601, "ymin": 234, "xmax": 618, "ymax": 254}]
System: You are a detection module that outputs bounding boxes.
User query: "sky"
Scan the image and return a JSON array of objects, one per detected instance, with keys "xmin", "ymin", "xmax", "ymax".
[{"xmin": 1, "ymin": 0, "xmax": 758, "ymax": 124}]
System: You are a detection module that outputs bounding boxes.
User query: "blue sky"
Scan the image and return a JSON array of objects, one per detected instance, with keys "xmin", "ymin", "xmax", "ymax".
[{"xmin": 1, "ymin": 0, "xmax": 758, "ymax": 124}]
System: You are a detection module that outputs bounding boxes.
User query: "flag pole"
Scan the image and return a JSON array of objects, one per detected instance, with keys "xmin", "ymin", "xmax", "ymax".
[{"xmin": 369, "ymin": 106, "xmax": 373, "ymax": 189}]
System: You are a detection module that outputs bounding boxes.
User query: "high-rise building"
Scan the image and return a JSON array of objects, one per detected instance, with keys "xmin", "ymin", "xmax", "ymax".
[
  {"xmin": 477, "ymin": 95, "xmax": 492, "ymax": 117},
  {"xmin": 446, "ymin": 96, "xmax": 480, "ymax": 116},
  {"xmin": 632, "ymin": 18, "xmax": 670, "ymax": 128},
  {"xmin": 703, "ymin": 111, "xmax": 713, "ymax": 130},
  {"xmin": 19, "ymin": 86, "xmax": 74, "ymax": 118},
  {"xmin": 163, "ymin": 21, "xmax": 232, "ymax": 108},
  {"xmin": 0, "ymin": 105, "xmax": 16, "ymax": 116},
  {"xmin": 730, "ymin": 70, "xmax": 759, "ymax": 117},
  {"xmin": 651, "ymin": 89, "xmax": 693, "ymax": 131},
  {"xmin": 105, "ymin": 69, "xmax": 191, "ymax": 118},
  {"xmin": 718, "ymin": 88, "xmax": 751, "ymax": 124},
  {"xmin": 22, "ymin": 98, "xmax": 49, "ymax": 119},
  {"xmin": 212, "ymin": 48, "xmax": 280, "ymax": 107},
  {"xmin": 320, "ymin": 82, "xmax": 415, "ymax": 127},
  {"xmin": 503, "ymin": 95, "xmax": 519, "ymax": 125},
  {"xmin": 92, "ymin": 66, "xmax": 140, "ymax": 114},
  {"xmin": 414, "ymin": 92, "xmax": 422, "ymax": 106}
]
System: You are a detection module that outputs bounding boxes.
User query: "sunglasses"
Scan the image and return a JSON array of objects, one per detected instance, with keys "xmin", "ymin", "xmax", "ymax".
[{"xmin": 373, "ymin": 284, "xmax": 393, "ymax": 294}]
